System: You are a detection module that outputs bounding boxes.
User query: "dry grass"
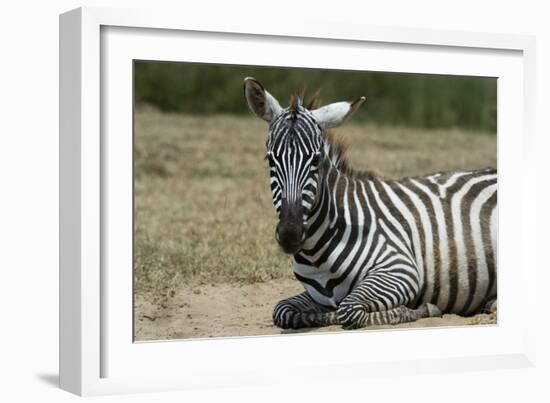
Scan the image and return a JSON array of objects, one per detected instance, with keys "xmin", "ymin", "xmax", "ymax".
[{"xmin": 134, "ymin": 107, "xmax": 496, "ymax": 295}]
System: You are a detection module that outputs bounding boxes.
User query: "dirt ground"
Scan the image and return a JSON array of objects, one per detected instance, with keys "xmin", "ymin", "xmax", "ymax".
[{"xmin": 134, "ymin": 279, "xmax": 496, "ymax": 341}]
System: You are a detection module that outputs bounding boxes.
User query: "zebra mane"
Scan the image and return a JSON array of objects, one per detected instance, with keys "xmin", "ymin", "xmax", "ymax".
[
  {"xmin": 290, "ymin": 89, "xmax": 322, "ymax": 112},
  {"xmin": 323, "ymin": 129, "xmax": 381, "ymax": 180},
  {"xmin": 323, "ymin": 129, "xmax": 350, "ymax": 171}
]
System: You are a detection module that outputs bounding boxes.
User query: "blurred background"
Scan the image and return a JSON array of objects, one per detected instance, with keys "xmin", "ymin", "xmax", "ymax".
[
  {"xmin": 133, "ymin": 61, "xmax": 497, "ymax": 340},
  {"xmin": 135, "ymin": 61, "xmax": 497, "ymax": 132}
]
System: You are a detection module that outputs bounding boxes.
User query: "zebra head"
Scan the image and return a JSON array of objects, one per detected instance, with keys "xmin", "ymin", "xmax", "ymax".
[{"xmin": 244, "ymin": 77, "xmax": 365, "ymax": 254}]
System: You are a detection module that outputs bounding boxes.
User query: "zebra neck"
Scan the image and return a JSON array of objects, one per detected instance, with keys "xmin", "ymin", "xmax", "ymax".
[{"xmin": 298, "ymin": 164, "xmax": 376, "ymax": 265}]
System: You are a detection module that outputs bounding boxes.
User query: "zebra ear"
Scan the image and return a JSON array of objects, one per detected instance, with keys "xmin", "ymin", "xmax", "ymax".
[
  {"xmin": 311, "ymin": 97, "xmax": 366, "ymax": 129},
  {"xmin": 243, "ymin": 77, "xmax": 283, "ymax": 123}
]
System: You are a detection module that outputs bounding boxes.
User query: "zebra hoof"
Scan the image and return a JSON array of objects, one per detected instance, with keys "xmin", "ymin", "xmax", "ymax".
[
  {"xmin": 337, "ymin": 303, "xmax": 367, "ymax": 330},
  {"xmin": 421, "ymin": 303, "xmax": 442, "ymax": 318}
]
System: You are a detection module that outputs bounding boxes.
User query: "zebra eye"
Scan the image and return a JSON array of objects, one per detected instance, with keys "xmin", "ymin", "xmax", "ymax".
[{"xmin": 311, "ymin": 152, "xmax": 322, "ymax": 166}]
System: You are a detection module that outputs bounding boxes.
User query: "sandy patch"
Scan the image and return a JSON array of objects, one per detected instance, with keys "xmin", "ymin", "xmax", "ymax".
[{"xmin": 134, "ymin": 279, "xmax": 496, "ymax": 341}]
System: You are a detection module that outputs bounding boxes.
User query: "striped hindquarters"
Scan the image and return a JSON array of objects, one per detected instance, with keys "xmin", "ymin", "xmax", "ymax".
[{"xmin": 390, "ymin": 168, "xmax": 497, "ymax": 315}]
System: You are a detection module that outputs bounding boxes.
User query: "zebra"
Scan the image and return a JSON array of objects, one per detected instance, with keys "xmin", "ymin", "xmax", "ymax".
[{"xmin": 243, "ymin": 77, "xmax": 497, "ymax": 330}]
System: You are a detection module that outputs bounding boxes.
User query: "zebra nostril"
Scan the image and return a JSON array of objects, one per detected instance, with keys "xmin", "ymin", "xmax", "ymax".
[
  {"xmin": 277, "ymin": 225, "xmax": 299, "ymax": 243},
  {"xmin": 276, "ymin": 221, "xmax": 304, "ymax": 253}
]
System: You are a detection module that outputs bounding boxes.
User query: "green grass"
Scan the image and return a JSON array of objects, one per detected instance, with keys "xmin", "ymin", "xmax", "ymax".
[{"xmin": 134, "ymin": 107, "xmax": 496, "ymax": 294}]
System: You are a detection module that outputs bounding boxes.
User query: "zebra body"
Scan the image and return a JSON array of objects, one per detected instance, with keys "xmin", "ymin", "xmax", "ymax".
[
  {"xmin": 292, "ymin": 168, "xmax": 497, "ymax": 316},
  {"xmin": 243, "ymin": 77, "xmax": 497, "ymax": 329}
]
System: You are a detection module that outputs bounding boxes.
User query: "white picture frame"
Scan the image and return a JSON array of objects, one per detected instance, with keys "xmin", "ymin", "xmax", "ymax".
[{"xmin": 59, "ymin": 6, "xmax": 537, "ymax": 396}]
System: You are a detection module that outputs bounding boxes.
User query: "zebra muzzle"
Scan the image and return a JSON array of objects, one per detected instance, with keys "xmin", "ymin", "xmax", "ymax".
[
  {"xmin": 276, "ymin": 200, "xmax": 305, "ymax": 254},
  {"xmin": 276, "ymin": 221, "xmax": 304, "ymax": 254}
]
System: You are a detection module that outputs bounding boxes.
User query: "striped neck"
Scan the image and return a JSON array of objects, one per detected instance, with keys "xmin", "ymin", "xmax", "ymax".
[
  {"xmin": 298, "ymin": 141, "xmax": 375, "ymax": 264},
  {"xmin": 304, "ymin": 132, "xmax": 353, "ymax": 224},
  {"xmin": 304, "ymin": 136, "xmax": 343, "ymax": 225}
]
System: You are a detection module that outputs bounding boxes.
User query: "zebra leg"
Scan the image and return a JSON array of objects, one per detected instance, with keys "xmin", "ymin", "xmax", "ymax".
[
  {"xmin": 336, "ymin": 273, "xmax": 442, "ymax": 330},
  {"xmin": 273, "ymin": 292, "xmax": 337, "ymax": 329},
  {"xmin": 337, "ymin": 302, "xmax": 442, "ymax": 330}
]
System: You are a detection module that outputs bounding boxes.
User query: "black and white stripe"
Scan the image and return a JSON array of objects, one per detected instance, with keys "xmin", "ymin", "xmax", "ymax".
[
  {"xmin": 267, "ymin": 104, "xmax": 323, "ymax": 218},
  {"xmin": 243, "ymin": 78, "xmax": 497, "ymax": 330}
]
